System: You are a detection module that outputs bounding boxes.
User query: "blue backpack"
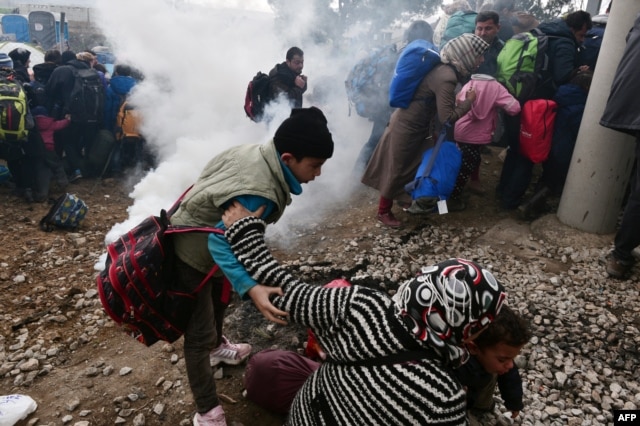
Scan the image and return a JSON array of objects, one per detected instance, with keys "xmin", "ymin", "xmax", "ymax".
[
  {"xmin": 405, "ymin": 123, "xmax": 461, "ymax": 201},
  {"xmin": 388, "ymin": 40, "xmax": 440, "ymax": 109},
  {"xmin": 345, "ymin": 43, "xmax": 399, "ymax": 119}
]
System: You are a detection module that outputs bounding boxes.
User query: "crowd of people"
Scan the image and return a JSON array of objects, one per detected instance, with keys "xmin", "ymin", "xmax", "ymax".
[
  {"xmin": 5, "ymin": 1, "xmax": 634, "ymax": 425},
  {"xmin": 357, "ymin": 3, "xmax": 597, "ymax": 228},
  {"xmin": 0, "ymin": 47, "xmax": 146, "ymax": 203}
]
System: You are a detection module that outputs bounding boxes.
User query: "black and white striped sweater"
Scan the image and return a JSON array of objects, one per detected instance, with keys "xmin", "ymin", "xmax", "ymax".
[{"xmin": 226, "ymin": 217, "xmax": 467, "ymax": 425}]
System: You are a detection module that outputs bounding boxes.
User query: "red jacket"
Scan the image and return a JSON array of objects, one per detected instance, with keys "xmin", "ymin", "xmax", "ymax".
[{"xmin": 34, "ymin": 115, "xmax": 71, "ymax": 151}]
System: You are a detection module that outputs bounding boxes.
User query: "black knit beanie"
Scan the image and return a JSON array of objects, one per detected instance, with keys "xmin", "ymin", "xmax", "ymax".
[{"xmin": 274, "ymin": 107, "xmax": 334, "ymax": 159}]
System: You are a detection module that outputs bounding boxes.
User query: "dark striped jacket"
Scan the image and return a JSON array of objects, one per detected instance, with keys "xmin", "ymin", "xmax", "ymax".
[{"xmin": 226, "ymin": 218, "xmax": 468, "ymax": 425}]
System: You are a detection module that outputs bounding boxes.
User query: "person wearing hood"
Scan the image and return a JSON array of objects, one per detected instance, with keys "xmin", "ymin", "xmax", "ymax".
[
  {"xmin": 103, "ymin": 64, "xmax": 137, "ymax": 133},
  {"xmin": 7, "ymin": 47, "xmax": 31, "ymax": 83},
  {"xmin": 450, "ymin": 74, "xmax": 520, "ymax": 211},
  {"xmin": 268, "ymin": 46, "xmax": 307, "ymax": 109},
  {"xmin": 535, "ymin": 11, "xmax": 592, "ymax": 100},
  {"xmin": 219, "ymin": 202, "xmax": 508, "ymax": 425},
  {"xmin": 32, "ymin": 49, "xmax": 61, "ymax": 85},
  {"xmin": 103, "ymin": 64, "xmax": 138, "ymax": 175},
  {"xmin": 362, "ymin": 33, "xmax": 489, "ymax": 227}
]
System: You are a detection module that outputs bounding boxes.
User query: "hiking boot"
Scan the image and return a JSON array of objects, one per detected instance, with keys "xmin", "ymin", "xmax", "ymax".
[
  {"xmin": 606, "ymin": 256, "xmax": 633, "ymax": 279},
  {"xmin": 193, "ymin": 405, "xmax": 226, "ymax": 426},
  {"xmin": 404, "ymin": 200, "xmax": 435, "ymax": 215},
  {"xmin": 209, "ymin": 336, "xmax": 251, "ymax": 366},
  {"xmin": 69, "ymin": 170, "xmax": 82, "ymax": 183},
  {"xmin": 376, "ymin": 211, "xmax": 401, "ymax": 228}
]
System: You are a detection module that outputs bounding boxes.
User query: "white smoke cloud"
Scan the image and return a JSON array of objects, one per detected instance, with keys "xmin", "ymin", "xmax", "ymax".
[{"xmin": 93, "ymin": 0, "xmax": 372, "ymax": 268}]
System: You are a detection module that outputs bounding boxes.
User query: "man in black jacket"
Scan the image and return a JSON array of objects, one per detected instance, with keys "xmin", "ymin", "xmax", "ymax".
[{"xmin": 268, "ymin": 46, "xmax": 307, "ymax": 109}]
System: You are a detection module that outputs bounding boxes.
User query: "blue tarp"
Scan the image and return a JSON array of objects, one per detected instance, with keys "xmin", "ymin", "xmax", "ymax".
[{"xmin": 1, "ymin": 15, "xmax": 30, "ymax": 43}]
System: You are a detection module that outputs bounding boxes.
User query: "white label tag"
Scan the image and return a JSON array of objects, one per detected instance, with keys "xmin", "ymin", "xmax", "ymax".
[{"xmin": 438, "ymin": 200, "xmax": 448, "ymax": 214}]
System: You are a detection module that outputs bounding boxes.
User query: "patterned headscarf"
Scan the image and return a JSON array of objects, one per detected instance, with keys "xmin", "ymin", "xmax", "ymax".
[
  {"xmin": 440, "ymin": 33, "xmax": 489, "ymax": 77},
  {"xmin": 393, "ymin": 258, "xmax": 507, "ymax": 367}
]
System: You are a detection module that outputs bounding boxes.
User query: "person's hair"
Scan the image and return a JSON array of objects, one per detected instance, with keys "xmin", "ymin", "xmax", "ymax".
[
  {"xmin": 570, "ymin": 69, "xmax": 593, "ymax": 92},
  {"xmin": 476, "ymin": 11, "xmax": 500, "ymax": 25},
  {"xmin": 61, "ymin": 50, "xmax": 76, "ymax": 64},
  {"xmin": 493, "ymin": 0, "xmax": 515, "ymax": 12},
  {"xmin": 564, "ymin": 10, "xmax": 593, "ymax": 32},
  {"xmin": 93, "ymin": 63, "xmax": 107, "ymax": 73},
  {"xmin": 44, "ymin": 49, "xmax": 61, "ymax": 64},
  {"xmin": 404, "ymin": 20, "xmax": 434, "ymax": 43},
  {"xmin": 473, "ymin": 305, "xmax": 531, "ymax": 349},
  {"xmin": 286, "ymin": 46, "xmax": 304, "ymax": 61},
  {"xmin": 114, "ymin": 64, "xmax": 132, "ymax": 77}
]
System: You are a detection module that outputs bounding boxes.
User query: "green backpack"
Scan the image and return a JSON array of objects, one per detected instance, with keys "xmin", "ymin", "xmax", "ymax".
[
  {"xmin": 496, "ymin": 28, "xmax": 550, "ymax": 102},
  {"xmin": 440, "ymin": 10, "xmax": 478, "ymax": 49},
  {"xmin": 0, "ymin": 72, "xmax": 29, "ymax": 141}
]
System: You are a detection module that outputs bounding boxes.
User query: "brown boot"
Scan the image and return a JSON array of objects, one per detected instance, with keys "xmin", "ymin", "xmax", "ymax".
[{"xmin": 377, "ymin": 211, "xmax": 401, "ymax": 228}]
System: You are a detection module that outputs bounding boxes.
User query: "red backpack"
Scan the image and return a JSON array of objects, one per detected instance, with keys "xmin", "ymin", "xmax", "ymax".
[
  {"xmin": 97, "ymin": 189, "xmax": 224, "ymax": 346},
  {"xmin": 519, "ymin": 99, "xmax": 557, "ymax": 163}
]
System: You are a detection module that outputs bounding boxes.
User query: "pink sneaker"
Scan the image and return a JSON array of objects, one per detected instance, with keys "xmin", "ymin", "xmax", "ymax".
[
  {"xmin": 209, "ymin": 336, "xmax": 252, "ymax": 366},
  {"xmin": 193, "ymin": 405, "xmax": 226, "ymax": 426}
]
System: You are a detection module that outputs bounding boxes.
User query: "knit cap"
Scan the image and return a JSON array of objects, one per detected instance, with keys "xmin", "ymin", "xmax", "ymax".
[
  {"xmin": 0, "ymin": 53, "xmax": 13, "ymax": 69},
  {"xmin": 274, "ymin": 107, "xmax": 334, "ymax": 159}
]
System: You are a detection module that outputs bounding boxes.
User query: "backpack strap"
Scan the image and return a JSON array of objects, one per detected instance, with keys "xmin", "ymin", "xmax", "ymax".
[{"xmin": 404, "ymin": 121, "xmax": 451, "ymax": 194}]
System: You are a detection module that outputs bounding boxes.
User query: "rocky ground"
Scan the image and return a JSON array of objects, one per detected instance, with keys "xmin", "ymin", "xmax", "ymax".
[{"xmin": 1, "ymin": 147, "xmax": 639, "ymax": 426}]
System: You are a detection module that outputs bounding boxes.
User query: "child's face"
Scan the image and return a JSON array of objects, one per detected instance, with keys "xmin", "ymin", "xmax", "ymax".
[
  {"xmin": 282, "ymin": 154, "xmax": 326, "ymax": 184},
  {"xmin": 470, "ymin": 342, "xmax": 524, "ymax": 375}
]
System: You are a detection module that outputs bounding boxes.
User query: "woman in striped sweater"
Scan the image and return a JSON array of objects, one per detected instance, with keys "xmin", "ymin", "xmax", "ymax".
[{"xmin": 223, "ymin": 204, "xmax": 507, "ymax": 425}]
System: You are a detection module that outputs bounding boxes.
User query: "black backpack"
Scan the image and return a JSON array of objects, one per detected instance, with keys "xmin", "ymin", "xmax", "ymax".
[
  {"xmin": 244, "ymin": 71, "xmax": 272, "ymax": 122},
  {"xmin": 68, "ymin": 67, "xmax": 104, "ymax": 124}
]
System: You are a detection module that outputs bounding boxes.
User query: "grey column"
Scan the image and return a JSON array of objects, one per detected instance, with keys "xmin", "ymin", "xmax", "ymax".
[{"xmin": 557, "ymin": 3, "xmax": 640, "ymax": 234}]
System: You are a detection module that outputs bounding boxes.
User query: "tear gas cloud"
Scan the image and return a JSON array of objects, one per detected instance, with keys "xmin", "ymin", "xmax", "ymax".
[{"xmin": 94, "ymin": 0, "xmax": 411, "ymax": 264}]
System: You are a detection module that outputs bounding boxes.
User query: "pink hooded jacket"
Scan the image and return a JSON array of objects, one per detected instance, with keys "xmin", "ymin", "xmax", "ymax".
[
  {"xmin": 454, "ymin": 74, "xmax": 520, "ymax": 144},
  {"xmin": 34, "ymin": 115, "xmax": 71, "ymax": 151}
]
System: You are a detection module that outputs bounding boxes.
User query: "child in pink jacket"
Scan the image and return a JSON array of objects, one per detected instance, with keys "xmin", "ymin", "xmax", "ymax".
[
  {"xmin": 450, "ymin": 74, "xmax": 520, "ymax": 210},
  {"xmin": 32, "ymin": 106, "xmax": 71, "ymax": 198}
]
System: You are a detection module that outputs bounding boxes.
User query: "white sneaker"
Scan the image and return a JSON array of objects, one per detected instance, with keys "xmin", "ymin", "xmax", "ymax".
[
  {"xmin": 209, "ymin": 336, "xmax": 252, "ymax": 366},
  {"xmin": 193, "ymin": 405, "xmax": 226, "ymax": 426}
]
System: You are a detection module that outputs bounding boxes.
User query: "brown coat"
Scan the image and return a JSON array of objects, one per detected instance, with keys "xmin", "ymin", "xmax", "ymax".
[{"xmin": 361, "ymin": 63, "xmax": 472, "ymax": 202}]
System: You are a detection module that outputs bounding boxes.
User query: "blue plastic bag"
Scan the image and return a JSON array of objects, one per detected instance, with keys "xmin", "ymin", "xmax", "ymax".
[{"xmin": 405, "ymin": 140, "xmax": 462, "ymax": 201}]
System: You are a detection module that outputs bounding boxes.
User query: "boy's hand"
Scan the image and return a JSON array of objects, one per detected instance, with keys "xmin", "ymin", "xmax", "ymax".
[
  {"xmin": 222, "ymin": 201, "xmax": 265, "ymax": 228},
  {"xmin": 247, "ymin": 284, "xmax": 288, "ymax": 325}
]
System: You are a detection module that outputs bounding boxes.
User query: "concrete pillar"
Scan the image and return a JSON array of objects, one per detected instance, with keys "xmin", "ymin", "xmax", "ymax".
[
  {"xmin": 556, "ymin": 2, "xmax": 640, "ymax": 234},
  {"xmin": 585, "ymin": 0, "xmax": 602, "ymax": 16}
]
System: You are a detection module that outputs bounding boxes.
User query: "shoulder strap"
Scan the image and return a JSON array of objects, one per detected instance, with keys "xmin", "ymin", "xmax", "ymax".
[{"xmin": 403, "ymin": 121, "xmax": 451, "ymax": 194}]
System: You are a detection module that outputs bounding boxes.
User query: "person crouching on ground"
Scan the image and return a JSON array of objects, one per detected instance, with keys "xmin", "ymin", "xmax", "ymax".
[
  {"xmin": 456, "ymin": 304, "xmax": 531, "ymax": 421},
  {"xmin": 220, "ymin": 201, "xmax": 508, "ymax": 425},
  {"xmin": 169, "ymin": 106, "xmax": 334, "ymax": 426}
]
